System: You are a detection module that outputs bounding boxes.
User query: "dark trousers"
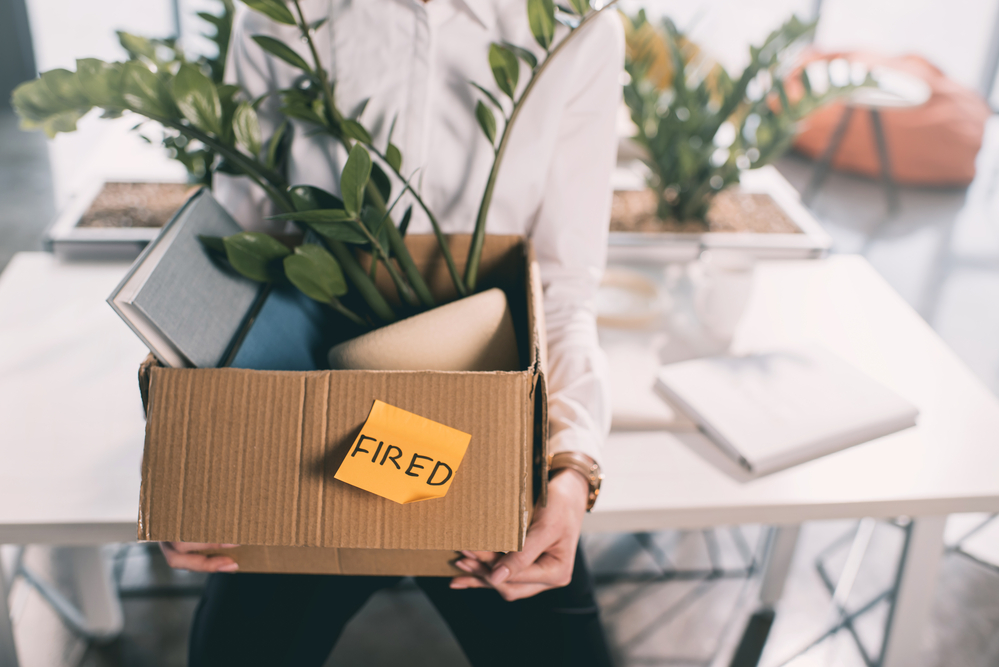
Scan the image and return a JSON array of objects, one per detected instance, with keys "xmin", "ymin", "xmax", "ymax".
[{"xmin": 189, "ymin": 545, "xmax": 613, "ymax": 667}]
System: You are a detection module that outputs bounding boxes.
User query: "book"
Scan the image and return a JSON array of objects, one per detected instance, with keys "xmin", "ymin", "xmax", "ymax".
[
  {"xmin": 107, "ymin": 190, "xmax": 265, "ymax": 368},
  {"xmin": 654, "ymin": 345, "xmax": 919, "ymax": 475}
]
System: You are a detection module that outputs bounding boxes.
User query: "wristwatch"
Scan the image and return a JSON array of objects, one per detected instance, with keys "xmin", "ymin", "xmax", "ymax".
[{"xmin": 549, "ymin": 451, "xmax": 603, "ymax": 511}]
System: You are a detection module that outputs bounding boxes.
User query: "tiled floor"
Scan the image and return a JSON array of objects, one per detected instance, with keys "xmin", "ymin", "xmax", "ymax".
[{"xmin": 3, "ymin": 106, "xmax": 999, "ymax": 667}]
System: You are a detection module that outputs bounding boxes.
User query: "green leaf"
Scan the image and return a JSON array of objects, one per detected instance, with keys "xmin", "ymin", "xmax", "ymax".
[
  {"xmin": 398, "ymin": 205, "xmax": 413, "ymax": 237},
  {"xmin": 488, "ymin": 43, "xmax": 520, "ymax": 99},
  {"xmin": 269, "ymin": 209, "xmax": 354, "ymax": 224},
  {"xmin": 171, "ymin": 63, "xmax": 222, "ymax": 134},
  {"xmin": 470, "ymin": 81, "xmax": 504, "ymax": 112},
  {"xmin": 569, "ymin": 0, "xmax": 590, "ymax": 15},
  {"xmin": 11, "ymin": 69, "xmax": 93, "ymax": 137},
  {"xmin": 121, "ymin": 61, "xmax": 168, "ymax": 117},
  {"xmin": 280, "ymin": 99, "xmax": 326, "ymax": 126},
  {"xmin": 369, "ymin": 162, "xmax": 391, "ymax": 204},
  {"xmin": 242, "ymin": 0, "xmax": 296, "ymax": 25},
  {"xmin": 288, "ymin": 184, "xmax": 344, "ymax": 211},
  {"xmin": 222, "ymin": 232, "xmax": 290, "ymax": 282},
  {"xmin": 386, "ymin": 143, "xmax": 402, "ymax": 172},
  {"xmin": 502, "ymin": 41, "xmax": 538, "ymax": 69},
  {"xmin": 76, "ymin": 59, "xmax": 123, "ymax": 107},
  {"xmin": 284, "ymin": 244, "xmax": 347, "ymax": 302},
  {"xmin": 340, "ymin": 144, "xmax": 372, "ymax": 217},
  {"xmin": 117, "ymin": 31, "xmax": 158, "ymax": 61},
  {"xmin": 233, "ymin": 102, "xmax": 262, "ymax": 156},
  {"xmin": 527, "ymin": 0, "xmax": 556, "ymax": 50},
  {"xmin": 340, "ymin": 118, "xmax": 372, "ymax": 144},
  {"xmin": 40, "ymin": 68, "xmax": 90, "ymax": 108},
  {"xmin": 197, "ymin": 234, "xmax": 226, "ymax": 254},
  {"xmin": 264, "ymin": 120, "xmax": 291, "ymax": 171},
  {"xmin": 252, "ymin": 35, "xmax": 312, "ymax": 72},
  {"xmin": 310, "ymin": 221, "xmax": 369, "ymax": 245},
  {"xmin": 475, "ymin": 100, "xmax": 496, "ymax": 145},
  {"xmin": 359, "ymin": 205, "xmax": 383, "ymax": 235},
  {"xmin": 309, "ymin": 17, "xmax": 328, "ymax": 32}
]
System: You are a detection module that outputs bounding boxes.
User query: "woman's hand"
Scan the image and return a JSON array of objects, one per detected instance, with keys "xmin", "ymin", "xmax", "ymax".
[
  {"xmin": 160, "ymin": 542, "xmax": 240, "ymax": 573},
  {"xmin": 449, "ymin": 468, "xmax": 589, "ymax": 601}
]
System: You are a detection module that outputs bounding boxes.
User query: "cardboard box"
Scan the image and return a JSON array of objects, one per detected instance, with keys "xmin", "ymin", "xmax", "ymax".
[{"xmin": 137, "ymin": 235, "xmax": 548, "ymax": 576}]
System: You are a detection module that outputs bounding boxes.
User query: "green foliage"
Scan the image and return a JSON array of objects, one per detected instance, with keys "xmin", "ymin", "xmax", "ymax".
[
  {"xmin": 198, "ymin": 0, "xmax": 235, "ymax": 83},
  {"xmin": 527, "ymin": 0, "xmax": 556, "ymax": 50},
  {"xmin": 242, "ymin": 0, "xmax": 296, "ymax": 25},
  {"xmin": 14, "ymin": 0, "xmax": 620, "ymax": 328},
  {"xmin": 385, "ymin": 143, "xmax": 402, "ymax": 172},
  {"xmin": 251, "ymin": 35, "xmax": 312, "ymax": 73},
  {"xmin": 12, "ymin": 68, "xmax": 93, "ymax": 137},
  {"xmin": 475, "ymin": 101, "xmax": 497, "ymax": 146},
  {"xmin": 221, "ymin": 232, "xmax": 291, "ymax": 282},
  {"xmin": 232, "ymin": 102, "xmax": 262, "ymax": 156},
  {"xmin": 488, "ymin": 43, "xmax": 520, "ymax": 99},
  {"xmin": 623, "ymin": 12, "xmax": 868, "ymax": 223},
  {"xmin": 340, "ymin": 144, "xmax": 372, "ymax": 217},
  {"xmin": 172, "ymin": 63, "xmax": 223, "ymax": 135},
  {"xmin": 283, "ymin": 244, "xmax": 348, "ymax": 302}
]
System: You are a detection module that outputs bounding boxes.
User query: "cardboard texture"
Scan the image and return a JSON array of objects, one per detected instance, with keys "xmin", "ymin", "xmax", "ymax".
[{"xmin": 139, "ymin": 235, "xmax": 548, "ymax": 576}]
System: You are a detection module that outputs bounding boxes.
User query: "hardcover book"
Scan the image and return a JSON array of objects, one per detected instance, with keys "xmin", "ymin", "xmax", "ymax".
[{"xmin": 655, "ymin": 345, "xmax": 920, "ymax": 474}]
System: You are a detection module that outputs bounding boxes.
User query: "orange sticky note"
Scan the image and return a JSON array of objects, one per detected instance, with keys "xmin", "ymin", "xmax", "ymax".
[{"xmin": 334, "ymin": 400, "xmax": 471, "ymax": 504}]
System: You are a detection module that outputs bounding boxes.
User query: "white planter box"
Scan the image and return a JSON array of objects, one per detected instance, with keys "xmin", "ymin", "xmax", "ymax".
[
  {"xmin": 608, "ymin": 166, "xmax": 832, "ymax": 263},
  {"xmin": 44, "ymin": 180, "xmax": 190, "ymax": 261}
]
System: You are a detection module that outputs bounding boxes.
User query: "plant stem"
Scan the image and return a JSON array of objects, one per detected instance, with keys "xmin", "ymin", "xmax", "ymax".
[
  {"xmin": 291, "ymin": 0, "xmax": 344, "ymax": 130},
  {"xmin": 155, "ymin": 115, "xmax": 294, "ymax": 211},
  {"xmin": 329, "ymin": 297, "xmax": 367, "ymax": 327},
  {"xmin": 362, "ymin": 179, "xmax": 435, "ymax": 307},
  {"xmin": 367, "ymin": 145, "xmax": 466, "ymax": 298},
  {"xmin": 464, "ymin": 1, "xmax": 619, "ymax": 292},
  {"xmin": 326, "ymin": 239, "xmax": 396, "ymax": 323},
  {"xmin": 354, "ymin": 221, "xmax": 420, "ymax": 307},
  {"xmin": 288, "ymin": 17, "xmax": 438, "ymax": 308}
]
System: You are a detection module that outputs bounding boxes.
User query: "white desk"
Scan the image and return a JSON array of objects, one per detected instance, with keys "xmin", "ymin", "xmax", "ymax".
[
  {"xmin": 2, "ymin": 253, "xmax": 998, "ymax": 667},
  {"xmin": 587, "ymin": 256, "xmax": 999, "ymax": 666},
  {"xmin": 0, "ymin": 254, "xmax": 147, "ymax": 666}
]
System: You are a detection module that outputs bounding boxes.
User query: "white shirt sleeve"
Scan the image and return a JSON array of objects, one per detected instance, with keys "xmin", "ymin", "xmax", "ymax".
[{"xmin": 531, "ymin": 12, "xmax": 624, "ymax": 467}]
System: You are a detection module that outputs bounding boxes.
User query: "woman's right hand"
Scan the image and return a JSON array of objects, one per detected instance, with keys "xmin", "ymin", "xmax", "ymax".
[{"xmin": 160, "ymin": 542, "xmax": 240, "ymax": 573}]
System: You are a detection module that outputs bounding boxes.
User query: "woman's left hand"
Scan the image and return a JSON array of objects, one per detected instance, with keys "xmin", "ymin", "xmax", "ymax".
[{"xmin": 449, "ymin": 467, "xmax": 589, "ymax": 601}]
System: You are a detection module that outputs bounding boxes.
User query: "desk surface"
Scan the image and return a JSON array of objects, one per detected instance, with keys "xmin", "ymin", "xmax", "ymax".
[
  {"xmin": 0, "ymin": 253, "xmax": 146, "ymax": 543},
  {"xmin": 1, "ymin": 252, "xmax": 998, "ymax": 544},
  {"xmin": 588, "ymin": 255, "xmax": 999, "ymax": 532}
]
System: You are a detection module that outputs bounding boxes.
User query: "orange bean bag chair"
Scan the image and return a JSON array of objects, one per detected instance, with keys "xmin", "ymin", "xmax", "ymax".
[{"xmin": 792, "ymin": 52, "xmax": 991, "ymax": 187}]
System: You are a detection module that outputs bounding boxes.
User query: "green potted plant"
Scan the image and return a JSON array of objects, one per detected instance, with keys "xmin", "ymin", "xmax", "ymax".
[
  {"xmin": 15, "ymin": 0, "xmax": 618, "ymax": 341},
  {"xmin": 612, "ymin": 11, "xmax": 867, "ymax": 260}
]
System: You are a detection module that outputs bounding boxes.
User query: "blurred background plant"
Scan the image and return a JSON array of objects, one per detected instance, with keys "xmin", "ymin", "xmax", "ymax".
[{"xmin": 623, "ymin": 11, "xmax": 870, "ymax": 225}]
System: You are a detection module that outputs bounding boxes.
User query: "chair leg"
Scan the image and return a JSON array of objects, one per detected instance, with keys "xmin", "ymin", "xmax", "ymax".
[
  {"xmin": 870, "ymin": 108, "xmax": 900, "ymax": 215},
  {"xmin": 804, "ymin": 105, "xmax": 855, "ymax": 205},
  {"xmin": 0, "ymin": 547, "xmax": 20, "ymax": 667}
]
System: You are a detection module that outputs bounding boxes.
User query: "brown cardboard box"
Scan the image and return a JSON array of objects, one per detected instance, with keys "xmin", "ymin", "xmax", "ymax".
[{"xmin": 138, "ymin": 235, "xmax": 548, "ymax": 576}]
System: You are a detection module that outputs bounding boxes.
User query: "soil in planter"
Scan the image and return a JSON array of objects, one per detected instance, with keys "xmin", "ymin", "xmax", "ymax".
[
  {"xmin": 610, "ymin": 188, "xmax": 802, "ymax": 234},
  {"xmin": 77, "ymin": 182, "xmax": 195, "ymax": 228}
]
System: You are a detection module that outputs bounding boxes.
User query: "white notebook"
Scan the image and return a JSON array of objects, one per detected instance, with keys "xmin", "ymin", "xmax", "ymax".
[{"xmin": 654, "ymin": 346, "xmax": 919, "ymax": 475}]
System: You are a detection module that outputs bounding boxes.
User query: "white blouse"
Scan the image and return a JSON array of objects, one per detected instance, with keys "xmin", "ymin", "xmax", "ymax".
[{"xmin": 215, "ymin": 0, "xmax": 623, "ymax": 465}]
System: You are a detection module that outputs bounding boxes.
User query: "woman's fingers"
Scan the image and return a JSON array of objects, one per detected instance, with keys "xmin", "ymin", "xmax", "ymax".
[
  {"xmin": 454, "ymin": 557, "xmax": 492, "ymax": 578},
  {"xmin": 160, "ymin": 542, "xmax": 239, "ymax": 573}
]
